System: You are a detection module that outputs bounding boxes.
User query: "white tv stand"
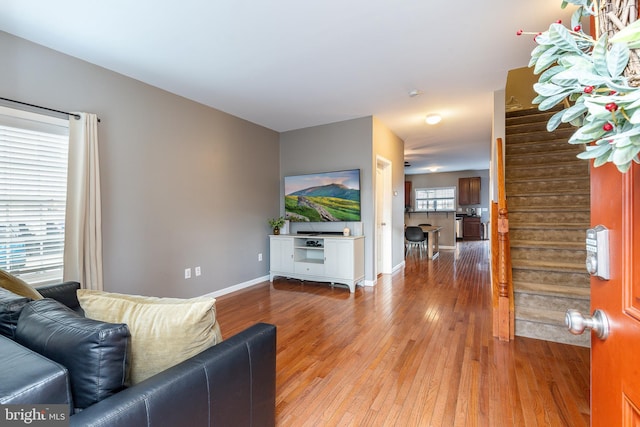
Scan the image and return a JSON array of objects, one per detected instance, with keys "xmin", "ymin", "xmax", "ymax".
[{"xmin": 269, "ymin": 234, "xmax": 365, "ymax": 293}]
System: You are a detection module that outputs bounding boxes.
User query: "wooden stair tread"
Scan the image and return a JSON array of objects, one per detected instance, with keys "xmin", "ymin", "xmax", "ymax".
[
  {"xmin": 515, "ymin": 320, "xmax": 590, "ymax": 347},
  {"xmin": 504, "ymin": 158, "xmax": 584, "ymax": 169},
  {"xmin": 515, "ymin": 307, "xmax": 566, "ymax": 325},
  {"xmin": 514, "ymin": 281, "xmax": 590, "ymax": 299},
  {"xmin": 505, "ymin": 147, "xmax": 581, "ymax": 157},
  {"xmin": 506, "ymin": 106, "xmax": 561, "ymax": 116},
  {"xmin": 510, "ymin": 240, "xmax": 585, "ymax": 250},
  {"xmin": 508, "ymin": 206, "xmax": 589, "ymax": 213},
  {"xmin": 505, "ymin": 139, "xmax": 577, "ymax": 148},
  {"xmin": 509, "ymin": 222, "xmax": 589, "ymax": 229},
  {"xmin": 506, "ymin": 190, "xmax": 590, "ymax": 197},
  {"xmin": 505, "ymin": 137, "xmax": 577, "ymax": 145},
  {"xmin": 505, "ymin": 137, "xmax": 576, "ymax": 146},
  {"xmin": 506, "ymin": 175, "xmax": 589, "ymax": 184},
  {"xmin": 508, "ymin": 209, "xmax": 590, "ymax": 214},
  {"xmin": 512, "ymin": 259, "xmax": 585, "ymax": 273},
  {"xmin": 505, "ymin": 158, "xmax": 584, "ymax": 168}
]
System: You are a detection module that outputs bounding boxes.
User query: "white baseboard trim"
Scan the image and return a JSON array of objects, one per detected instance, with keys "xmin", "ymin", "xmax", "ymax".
[
  {"xmin": 361, "ymin": 260, "xmax": 406, "ymax": 289},
  {"xmin": 393, "ymin": 261, "xmax": 406, "ymax": 272},
  {"xmin": 204, "ymin": 274, "xmax": 270, "ymax": 298},
  {"xmin": 203, "ymin": 262, "xmax": 407, "ymax": 297}
]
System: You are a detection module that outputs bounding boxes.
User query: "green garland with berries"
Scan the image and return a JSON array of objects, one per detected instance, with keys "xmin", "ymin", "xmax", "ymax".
[{"xmin": 522, "ymin": 0, "xmax": 640, "ymax": 173}]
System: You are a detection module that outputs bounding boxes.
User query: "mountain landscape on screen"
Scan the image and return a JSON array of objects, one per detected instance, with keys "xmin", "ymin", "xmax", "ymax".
[{"xmin": 284, "ymin": 170, "xmax": 361, "ymax": 222}]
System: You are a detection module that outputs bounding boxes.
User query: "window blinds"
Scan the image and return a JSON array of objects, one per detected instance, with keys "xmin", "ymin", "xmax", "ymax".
[
  {"xmin": 415, "ymin": 186, "xmax": 456, "ymax": 212},
  {"xmin": 0, "ymin": 106, "xmax": 69, "ymax": 284}
]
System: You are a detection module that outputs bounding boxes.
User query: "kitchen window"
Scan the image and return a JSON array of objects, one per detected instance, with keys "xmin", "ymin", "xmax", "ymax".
[
  {"xmin": 0, "ymin": 106, "xmax": 69, "ymax": 284},
  {"xmin": 414, "ymin": 186, "xmax": 456, "ymax": 212}
]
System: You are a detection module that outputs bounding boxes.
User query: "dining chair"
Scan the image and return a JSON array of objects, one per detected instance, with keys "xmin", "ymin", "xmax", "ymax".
[{"xmin": 405, "ymin": 226, "xmax": 427, "ymax": 256}]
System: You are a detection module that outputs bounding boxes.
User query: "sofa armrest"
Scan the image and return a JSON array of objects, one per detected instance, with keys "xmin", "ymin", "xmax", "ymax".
[
  {"xmin": 69, "ymin": 322, "xmax": 276, "ymax": 427},
  {"xmin": 0, "ymin": 335, "xmax": 72, "ymax": 413},
  {"xmin": 36, "ymin": 282, "xmax": 81, "ymax": 312}
]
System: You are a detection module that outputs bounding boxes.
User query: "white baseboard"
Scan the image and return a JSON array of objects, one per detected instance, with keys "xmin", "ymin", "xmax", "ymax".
[
  {"xmin": 393, "ymin": 261, "xmax": 405, "ymax": 272},
  {"xmin": 360, "ymin": 260, "xmax": 406, "ymax": 289},
  {"xmin": 204, "ymin": 275, "xmax": 270, "ymax": 298},
  {"xmin": 203, "ymin": 260, "xmax": 407, "ymax": 297}
]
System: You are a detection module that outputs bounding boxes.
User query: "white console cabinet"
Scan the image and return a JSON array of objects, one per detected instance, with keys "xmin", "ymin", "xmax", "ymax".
[{"xmin": 269, "ymin": 234, "xmax": 364, "ymax": 292}]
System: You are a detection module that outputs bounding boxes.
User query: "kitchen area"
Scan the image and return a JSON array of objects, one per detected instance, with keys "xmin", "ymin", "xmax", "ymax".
[
  {"xmin": 455, "ymin": 207, "xmax": 487, "ymax": 241},
  {"xmin": 455, "ymin": 175, "xmax": 488, "ymax": 241},
  {"xmin": 405, "ymin": 171, "xmax": 489, "ymax": 248}
]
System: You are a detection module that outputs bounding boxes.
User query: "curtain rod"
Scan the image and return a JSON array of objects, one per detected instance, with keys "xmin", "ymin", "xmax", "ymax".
[{"xmin": 0, "ymin": 97, "xmax": 101, "ymax": 122}]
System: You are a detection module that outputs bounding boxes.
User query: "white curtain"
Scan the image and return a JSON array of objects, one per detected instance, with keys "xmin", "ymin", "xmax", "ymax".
[{"xmin": 63, "ymin": 112, "xmax": 103, "ymax": 290}]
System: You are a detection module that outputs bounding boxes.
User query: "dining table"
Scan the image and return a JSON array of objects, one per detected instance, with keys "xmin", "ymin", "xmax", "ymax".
[{"xmin": 418, "ymin": 225, "xmax": 442, "ymax": 259}]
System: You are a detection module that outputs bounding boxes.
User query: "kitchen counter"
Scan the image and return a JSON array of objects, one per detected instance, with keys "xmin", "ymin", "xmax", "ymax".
[
  {"xmin": 406, "ymin": 210, "xmax": 456, "ymax": 217},
  {"xmin": 404, "ymin": 212, "xmax": 455, "ymax": 248}
]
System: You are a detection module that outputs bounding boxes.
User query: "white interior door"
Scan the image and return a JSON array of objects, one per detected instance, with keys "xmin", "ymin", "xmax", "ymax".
[{"xmin": 376, "ymin": 156, "xmax": 392, "ymax": 275}]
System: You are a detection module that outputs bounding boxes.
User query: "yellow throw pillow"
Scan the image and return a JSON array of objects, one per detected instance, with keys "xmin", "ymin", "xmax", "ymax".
[
  {"xmin": 77, "ymin": 289, "xmax": 223, "ymax": 385},
  {"xmin": 0, "ymin": 268, "xmax": 43, "ymax": 300}
]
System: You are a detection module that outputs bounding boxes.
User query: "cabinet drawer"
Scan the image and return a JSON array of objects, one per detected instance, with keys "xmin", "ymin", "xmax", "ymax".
[{"xmin": 294, "ymin": 262, "xmax": 324, "ymax": 276}]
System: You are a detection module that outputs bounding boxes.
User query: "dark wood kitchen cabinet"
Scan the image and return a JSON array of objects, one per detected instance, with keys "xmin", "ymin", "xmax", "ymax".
[
  {"xmin": 463, "ymin": 216, "xmax": 482, "ymax": 240},
  {"xmin": 405, "ymin": 181, "xmax": 411, "ymax": 209},
  {"xmin": 458, "ymin": 177, "xmax": 481, "ymax": 205}
]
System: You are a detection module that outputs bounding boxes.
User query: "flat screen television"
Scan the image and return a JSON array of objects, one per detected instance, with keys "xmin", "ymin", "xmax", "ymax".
[{"xmin": 284, "ymin": 169, "xmax": 361, "ymax": 222}]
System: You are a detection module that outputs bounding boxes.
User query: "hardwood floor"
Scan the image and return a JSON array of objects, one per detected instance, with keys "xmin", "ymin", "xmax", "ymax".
[{"xmin": 216, "ymin": 240, "xmax": 590, "ymax": 426}]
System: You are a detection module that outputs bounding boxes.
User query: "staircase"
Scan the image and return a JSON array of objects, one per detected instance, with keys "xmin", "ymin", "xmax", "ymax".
[{"xmin": 505, "ymin": 108, "xmax": 591, "ymax": 347}]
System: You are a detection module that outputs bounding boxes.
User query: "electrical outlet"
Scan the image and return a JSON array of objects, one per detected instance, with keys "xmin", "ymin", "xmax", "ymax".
[
  {"xmin": 184, "ymin": 268, "xmax": 191, "ymax": 279},
  {"xmin": 195, "ymin": 266, "xmax": 201, "ymax": 276},
  {"xmin": 258, "ymin": 253, "xmax": 262, "ymax": 262}
]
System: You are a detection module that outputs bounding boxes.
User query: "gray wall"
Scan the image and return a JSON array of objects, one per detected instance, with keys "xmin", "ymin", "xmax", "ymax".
[
  {"xmin": 492, "ymin": 88, "xmax": 506, "ymax": 203},
  {"xmin": 280, "ymin": 117, "xmax": 405, "ymax": 283},
  {"xmin": 1, "ymin": 31, "xmax": 280, "ymax": 297}
]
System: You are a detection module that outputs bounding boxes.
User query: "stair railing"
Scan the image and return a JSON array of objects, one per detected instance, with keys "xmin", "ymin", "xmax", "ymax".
[{"xmin": 492, "ymin": 137, "xmax": 514, "ymax": 341}]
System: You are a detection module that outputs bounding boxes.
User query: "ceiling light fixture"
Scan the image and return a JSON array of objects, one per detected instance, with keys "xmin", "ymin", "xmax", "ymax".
[{"xmin": 425, "ymin": 114, "xmax": 442, "ymax": 125}]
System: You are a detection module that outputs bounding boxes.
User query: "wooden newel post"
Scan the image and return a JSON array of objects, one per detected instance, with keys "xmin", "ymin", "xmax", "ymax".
[
  {"xmin": 493, "ymin": 137, "xmax": 513, "ymax": 341},
  {"xmin": 497, "ymin": 210, "xmax": 509, "ymax": 299},
  {"xmin": 497, "ymin": 208, "xmax": 511, "ymax": 341}
]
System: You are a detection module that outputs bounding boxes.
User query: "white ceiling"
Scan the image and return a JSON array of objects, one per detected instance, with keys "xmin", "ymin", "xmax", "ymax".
[{"xmin": 0, "ymin": 0, "xmax": 575, "ymax": 174}]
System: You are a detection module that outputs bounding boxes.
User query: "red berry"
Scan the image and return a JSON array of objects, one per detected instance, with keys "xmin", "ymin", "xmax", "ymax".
[
  {"xmin": 516, "ymin": 29, "xmax": 523, "ymax": 36},
  {"xmin": 533, "ymin": 32, "xmax": 542, "ymax": 41},
  {"xmin": 556, "ymin": 19, "xmax": 562, "ymax": 24},
  {"xmin": 610, "ymin": 91, "xmax": 617, "ymax": 95},
  {"xmin": 584, "ymin": 86, "xmax": 594, "ymax": 94},
  {"xmin": 606, "ymin": 103, "xmax": 618, "ymax": 112},
  {"xmin": 603, "ymin": 123, "xmax": 613, "ymax": 131},
  {"xmin": 574, "ymin": 25, "xmax": 581, "ymax": 31}
]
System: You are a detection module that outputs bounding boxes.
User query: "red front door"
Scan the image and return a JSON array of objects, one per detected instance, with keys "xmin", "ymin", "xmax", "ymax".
[{"xmin": 589, "ymin": 162, "xmax": 640, "ymax": 425}]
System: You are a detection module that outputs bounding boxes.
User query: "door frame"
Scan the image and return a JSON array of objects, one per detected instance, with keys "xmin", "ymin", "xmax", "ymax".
[{"xmin": 376, "ymin": 155, "xmax": 392, "ymax": 275}]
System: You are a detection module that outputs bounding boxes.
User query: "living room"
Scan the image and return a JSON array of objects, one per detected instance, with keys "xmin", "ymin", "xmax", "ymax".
[
  {"xmin": 10, "ymin": 26, "xmax": 411, "ymax": 302},
  {"xmin": 0, "ymin": 0, "xmax": 616, "ymax": 423},
  {"xmin": 1, "ymin": 29, "xmax": 411, "ymax": 299}
]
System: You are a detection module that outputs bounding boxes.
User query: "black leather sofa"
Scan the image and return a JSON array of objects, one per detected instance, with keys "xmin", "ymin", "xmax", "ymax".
[{"xmin": 0, "ymin": 282, "xmax": 277, "ymax": 427}]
